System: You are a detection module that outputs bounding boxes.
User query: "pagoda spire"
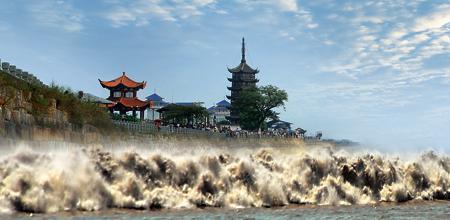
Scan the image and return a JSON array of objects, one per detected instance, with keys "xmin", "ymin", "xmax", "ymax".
[{"xmin": 241, "ymin": 37, "xmax": 246, "ymax": 63}]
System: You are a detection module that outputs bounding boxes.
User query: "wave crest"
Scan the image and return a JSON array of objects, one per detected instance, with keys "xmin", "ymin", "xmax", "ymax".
[{"xmin": 0, "ymin": 145, "xmax": 449, "ymax": 213}]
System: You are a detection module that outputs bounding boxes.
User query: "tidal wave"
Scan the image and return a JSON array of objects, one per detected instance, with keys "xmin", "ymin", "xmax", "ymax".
[{"xmin": 0, "ymin": 143, "xmax": 449, "ymax": 213}]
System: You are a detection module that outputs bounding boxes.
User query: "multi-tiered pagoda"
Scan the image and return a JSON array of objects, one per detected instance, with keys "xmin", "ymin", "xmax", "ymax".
[
  {"xmin": 226, "ymin": 38, "xmax": 259, "ymax": 125},
  {"xmin": 99, "ymin": 72, "xmax": 151, "ymax": 120}
]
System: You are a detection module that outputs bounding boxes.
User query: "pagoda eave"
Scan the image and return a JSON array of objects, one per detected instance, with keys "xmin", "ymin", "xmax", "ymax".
[
  {"xmin": 227, "ymin": 78, "xmax": 259, "ymax": 83},
  {"xmin": 99, "ymin": 81, "xmax": 146, "ymax": 90},
  {"xmin": 227, "ymin": 86, "xmax": 242, "ymax": 91},
  {"xmin": 110, "ymin": 104, "xmax": 150, "ymax": 110},
  {"xmin": 108, "ymin": 97, "xmax": 151, "ymax": 110},
  {"xmin": 98, "ymin": 73, "xmax": 147, "ymax": 90},
  {"xmin": 227, "ymin": 69, "xmax": 259, "ymax": 75}
]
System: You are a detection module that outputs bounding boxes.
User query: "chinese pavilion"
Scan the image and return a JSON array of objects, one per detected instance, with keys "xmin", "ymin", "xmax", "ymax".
[
  {"xmin": 226, "ymin": 38, "xmax": 259, "ymax": 125},
  {"xmin": 99, "ymin": 72, "xmax": 151, "ymax": 120}
]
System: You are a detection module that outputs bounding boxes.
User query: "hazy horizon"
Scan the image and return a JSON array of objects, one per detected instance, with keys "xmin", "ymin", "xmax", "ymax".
[{"xmin": 1, "ymin": 0, "xmax": 450, "ymax": 150}]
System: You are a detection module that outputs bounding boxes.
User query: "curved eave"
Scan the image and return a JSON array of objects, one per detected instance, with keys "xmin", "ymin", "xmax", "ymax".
[
  {"xmin": 98, "ymin": 79, "xmax": 147, "ymax": 90},
  {"xmin": 111, "ymin": 102, "xmax": 151, "ymax": 110},
  {"xmin": 227, "ymin": 78, "xmax": 259, "ymax": 83},
  {"xmin": 227, "ymin": 86, "xmax": 242, "ymax": 91},
  {"xmin": 108, "ymin": 98, "xmax": 151, "ymax": 110},
  {"xmin": 227, "ymin": 66, "xmax": 259, "ymax": 74},
  {"xmin": 227, "ymin": 68, "xmax": 259, "ymax": 74}
]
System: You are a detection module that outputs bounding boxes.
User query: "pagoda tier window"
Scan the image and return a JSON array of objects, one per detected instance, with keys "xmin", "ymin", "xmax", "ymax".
[
  {"xmin": 125, "ymin": 91, "xmax": 134, "ymax": 98},
  {"xmin": 113, "ymin": 91, "xmax": 122, "ymax": 98}
]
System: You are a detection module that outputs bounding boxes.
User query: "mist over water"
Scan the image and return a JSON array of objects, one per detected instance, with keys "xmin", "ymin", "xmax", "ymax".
[{"xmin": 0, "ymin": 140, "xmax": 449, "ymax": 214}]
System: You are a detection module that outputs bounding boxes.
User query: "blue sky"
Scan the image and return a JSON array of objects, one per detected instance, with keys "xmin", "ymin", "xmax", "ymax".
[{"xmin": 1, "ymin": 0, "xmax": 450, "ymax": 151}]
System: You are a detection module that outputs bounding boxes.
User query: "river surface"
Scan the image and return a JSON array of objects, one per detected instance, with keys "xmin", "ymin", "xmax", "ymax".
[{"xmin": 3, "ymin": 201, "xmax": 450, "ymax": 219}]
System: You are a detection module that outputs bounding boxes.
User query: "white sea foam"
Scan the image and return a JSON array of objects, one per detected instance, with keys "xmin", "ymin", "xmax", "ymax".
[{"xmin": 0, "ymin": 141, "xmax": 449, "ymax": 213}]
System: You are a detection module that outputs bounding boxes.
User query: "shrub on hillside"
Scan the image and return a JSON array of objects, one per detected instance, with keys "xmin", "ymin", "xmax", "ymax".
[{"xmin": 0, "ymin": 71, "xmax": 114, "ymax": 131}]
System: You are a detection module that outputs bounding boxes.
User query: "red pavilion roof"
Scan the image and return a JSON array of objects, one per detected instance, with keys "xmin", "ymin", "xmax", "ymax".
[
  {"xmin": 108, "ymin": 97, "xmax": 151, "ymax": 109},
  {"xmin": 99, "ymin": 72, "xmax": 146, "ymax": 89}
]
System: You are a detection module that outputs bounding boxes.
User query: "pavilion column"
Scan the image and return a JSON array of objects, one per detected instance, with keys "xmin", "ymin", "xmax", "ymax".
[
  {"xmin": 132, "ymin": 110, "xmax": 137, "ymax": 118},
  {"xmin": 140, "ymin": 110, "xmax": 144, "ymax": 121}
]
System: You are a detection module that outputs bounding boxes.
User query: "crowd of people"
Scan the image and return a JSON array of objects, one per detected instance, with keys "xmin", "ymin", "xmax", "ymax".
[
  {"xmin": 223, "ymin": 128, "xmax": 307, "ymax": 139},
  {"xmin": 157, "ymin": 121, "xmax": 314, "ymax": 139}
]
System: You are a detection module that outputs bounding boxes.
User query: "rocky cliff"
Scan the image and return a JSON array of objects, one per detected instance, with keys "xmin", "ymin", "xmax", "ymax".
[{"xmin": 0, "ymin": 79, "xmax": 103, "ymax": 145}]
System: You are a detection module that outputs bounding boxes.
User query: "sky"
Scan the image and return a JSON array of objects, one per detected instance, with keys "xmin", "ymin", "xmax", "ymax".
[{"xmin": 1, "ymin": 0, "xmax": 450, "ymax": 151}]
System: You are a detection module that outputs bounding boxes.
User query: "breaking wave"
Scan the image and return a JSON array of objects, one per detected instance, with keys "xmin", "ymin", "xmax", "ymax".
[{"xmin": 0, "ymin": 142, "xmax": 449, "ymax": 213}]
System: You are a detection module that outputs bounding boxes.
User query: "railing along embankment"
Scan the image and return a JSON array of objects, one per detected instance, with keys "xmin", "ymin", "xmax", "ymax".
[
  {"xmin": 112, "ymin": 120, "xmax": 227, "ymax": 139},
  {"xmin": 0, "ymin": 58, "xmax": 45, "ymax": 87}
]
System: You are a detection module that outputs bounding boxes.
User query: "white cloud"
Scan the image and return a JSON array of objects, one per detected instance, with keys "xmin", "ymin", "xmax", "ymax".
[
  {"xmin": 295, "ymin": 8, "xmax": 318, "ymax": 29},
  {"xmin": 389, "ymin": 29, "xmax": 408, "ymax": 40},
  {"xmin": 104, "ymin": 0, "xmax": 218, "ymax": 27},
  {"xmin": 290, "ymin": 79, "xmax": 422, "ymax": 113},
  {"xmin": 411, "ymin": 33, "xmax": 430, "ymax": 44},
  {"xmin": 322, "ymin": 40, "xmax": 334, "ymax": 45},
  {"xmin": 412, "ymin": 4, "xmax": 450, "ymax": 32},
  {"xmin": 105, "ymin": 1, "xmax": 177, "ymax": 27},
  {"xmin": 279, "ymin": 31, "xmax": 295, "ymax": 41},
  {"xmin": 193, "ymin": 0, "xmax": 216, "ymax": 7},
  {"xmin": 238, "ymin": 0, "xmax": 299, "ymax": 12},
  {"xmin": 234, "ymin": 0, "xmax": 317, "ymax": 30},
  {"xmin": 276, "ymin": 0, "xmax": 299, "ymax": 12},
  {"xmin": 27, "ymin": 1, "xmax": 84, "ymax": 32},
  {"xmin": 215, "ymin": 9, "xmax": 228, "ymax": 15},
  {"xmin": 353, "ymin": 15, "xmax": 384, "ymax": 24},
  {"xmin": 324, "ymin": 2, "xmax": 450, "ymax": 84},
  {"xmin": 311, "ymin": 2, "xmax": 450, "ymax": 113}
]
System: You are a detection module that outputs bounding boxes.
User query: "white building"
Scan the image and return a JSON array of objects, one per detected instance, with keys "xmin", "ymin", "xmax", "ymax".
[
  {"xmin": 145, "ymin": 93, "xmax": 168, "ymax": 120},
  {"xmin": 208, "ymin": 100, "xmax": 231, "ymax": 125}
]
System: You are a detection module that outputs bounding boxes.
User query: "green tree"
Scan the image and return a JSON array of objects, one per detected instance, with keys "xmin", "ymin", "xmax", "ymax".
[
  {"xmin": 159, "ymin": 104, "xmax": 209, "ymax": 126},
  {"xmin": 234, "ymin": 85, "xmax": 288, "ymax": 131}
]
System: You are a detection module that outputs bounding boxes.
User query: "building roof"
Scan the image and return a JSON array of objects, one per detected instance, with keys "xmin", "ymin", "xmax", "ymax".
[
  {"xmin": 109, "ymin": 97, "xmax": 151, "ymax": 108},
  {"xmin": 174, "ymin": 102, "xmax": 204, "ymax": 107},
  {"xmin": 227, "ymin": 38, "xmax": 259, "ymax": 74},
  {"xmin": 216, "ymin": 100, "xmax": 231, "ymax": 107},
  {"xmin": 208, "ymin": 106, "xmax": 229, "ymax": 113},
  {"xmin": 146, "ymin": 93, "xmax": 164, "ymax": 101},
  {"xmin": 228, "ymin": 62, "xmax": 259, "ymax": 74},
  {"xmin": 99, "ymin": 72, "xmax": 146, "ymax": 89},
  {"xmin": 268, "ymin": 120, "xmax": 293, "ymax": 125},
  {"xmin": 80, "ymin": 92, "xmax": 114, "ymax": 104},
  {"xmin": 268, "ymin": 120, "xmax": 293, "ymax": 129}
]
